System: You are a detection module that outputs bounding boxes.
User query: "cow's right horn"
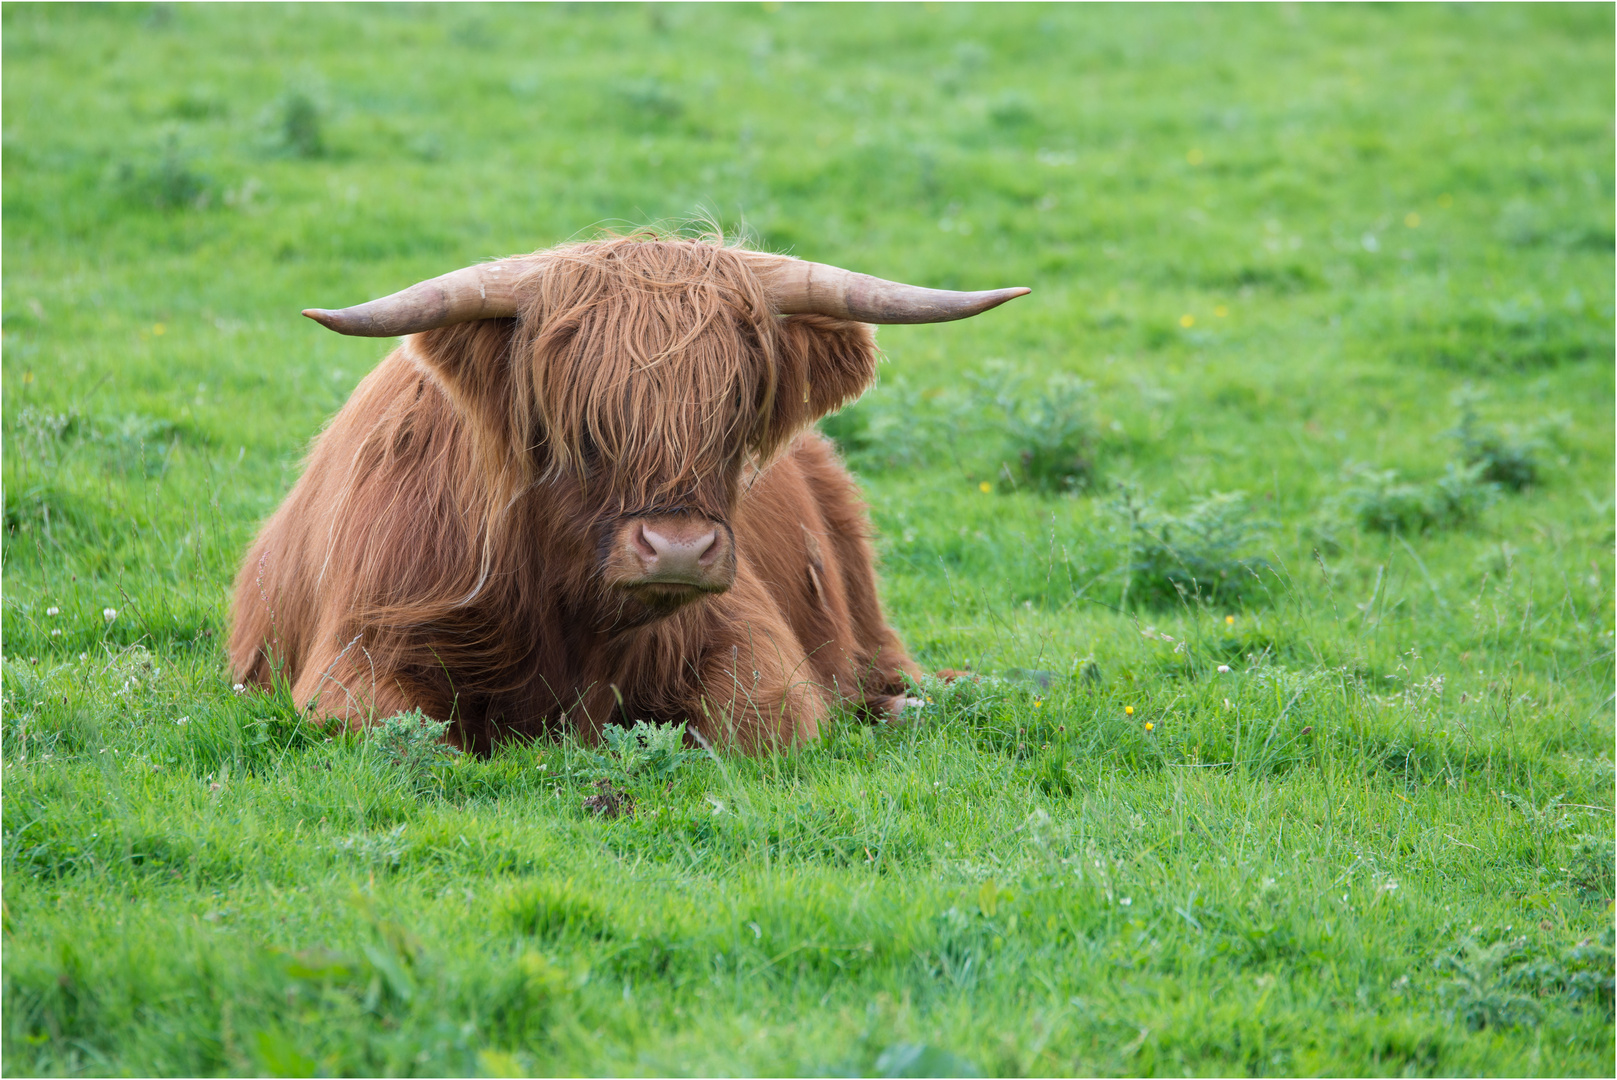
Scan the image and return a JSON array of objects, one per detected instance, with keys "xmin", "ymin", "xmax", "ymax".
[
  {"xmin": 303, "ymin": 259, "xmax": 532, "ymax": 337},
  {"xmin": 742, "ymin": 253, "xmax": 1030, "ymax": 324}
]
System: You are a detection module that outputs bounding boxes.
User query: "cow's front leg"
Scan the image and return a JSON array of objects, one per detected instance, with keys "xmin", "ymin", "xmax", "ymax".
[
  {"xmin": 686, "ymin": 590, "xmax": 832, "ymax": 753},
  {"xmin": 291, "ymin": 624, "xmax": 447, "ymax": 732}
]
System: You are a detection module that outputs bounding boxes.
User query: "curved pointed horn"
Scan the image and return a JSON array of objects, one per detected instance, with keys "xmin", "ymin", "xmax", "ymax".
[
  {"xmin": 302, "ymin": 258, "xmax": 536, "ymax": 337},
  {"xmin": 742, "ymin": 253, "xmax": 1030, "ymax": 324}
]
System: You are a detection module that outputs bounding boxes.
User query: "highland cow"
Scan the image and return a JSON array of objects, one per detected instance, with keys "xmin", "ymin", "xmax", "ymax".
[{"xmin": 229, "ymin": 235, "xmax": 1026, "ymax": 753}]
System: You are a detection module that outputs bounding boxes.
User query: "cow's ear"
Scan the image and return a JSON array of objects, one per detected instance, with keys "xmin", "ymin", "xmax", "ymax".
[
  {"xmin": 770, "ymin": 315, "xmax": 880, "ymax": 438},
  {"xmin": 412, "ymin": 318, "xmax": 521, "ymax": 444}
]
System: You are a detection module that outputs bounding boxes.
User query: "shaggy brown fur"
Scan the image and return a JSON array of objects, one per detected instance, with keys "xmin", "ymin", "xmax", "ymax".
[{"xmin": 229, "ymin": 236, "xmax": 920, "ymax": 752}]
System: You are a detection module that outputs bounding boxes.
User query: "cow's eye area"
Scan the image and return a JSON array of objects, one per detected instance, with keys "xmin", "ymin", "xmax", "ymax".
[{"xmin": 577, "ymin": 433, "xmax": 603, "ymax": 468}]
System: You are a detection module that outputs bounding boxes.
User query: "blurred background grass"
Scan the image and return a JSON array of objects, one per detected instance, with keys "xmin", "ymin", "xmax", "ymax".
[{"xmin": 2, "ymin": 3, "xmax": 1613, "ymax": 1076}]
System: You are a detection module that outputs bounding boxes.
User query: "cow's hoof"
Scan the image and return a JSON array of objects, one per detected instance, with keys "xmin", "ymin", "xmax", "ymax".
[{"xmin": 866, "ymin": 694, "xmax": 920, "ymax": 723}]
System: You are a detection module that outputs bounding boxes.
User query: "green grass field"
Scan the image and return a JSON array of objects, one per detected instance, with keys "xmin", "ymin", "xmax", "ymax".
[{"xmin": 3, "ymin": 3, "xmax": 1614, "ymax": 1075}]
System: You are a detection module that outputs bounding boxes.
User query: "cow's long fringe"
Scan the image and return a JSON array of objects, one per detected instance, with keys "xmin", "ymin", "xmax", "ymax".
[{"xmin": 514, "ymin": 231, "xmax": 783, "ymax": 512}]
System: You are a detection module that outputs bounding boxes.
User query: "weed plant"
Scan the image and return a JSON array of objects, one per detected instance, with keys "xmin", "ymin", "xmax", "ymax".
[
  {"xmin": 280, "ymin": 93, "xmax": 325, "ymax": 159},
  {"xmin": 826, "ymin": 364, "xmax": 1099, "ymax": 493},
  {"xmin": 3, "ymin": 4, "xmax": 1613, "ymax": 1077},
  {"xmin": 1449, "ymin": 401, "xmax": 1544, "ymax": 492},
  {"xmin": 1335, "ymin": 462, "xmax": 1500, "ymax": 536},
  {"xmin": 977, "ymin": 368, "xmax": 1098, "ymax": 495},
  {"xmin": 1111, "ymin": 486, "xmax": 1271, "ymax": 609}
]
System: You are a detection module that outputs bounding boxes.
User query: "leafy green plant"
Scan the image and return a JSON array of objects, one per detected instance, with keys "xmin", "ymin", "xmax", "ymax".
[
  {"xmin": 1113, "ymin": 486, "xmax": 1271, "ymax": 608},
  {"xmin": 1335, "ymin": 462, "xmax": 1498, "ymax": 535},
  {"xmin": 12, "ymin": 407, "xmax": 83, "ymax": 454},
  {"xmin": 366, "ymin": 709, "xmax": 458, "ymax": 786},
  {"xmin": 1561, "ymin": 927, "xmax": 1617, "ymax": 1012},
  {"xmin": 1437, "ymin": 929, "xmax": 1615, "ymax": 1030},
  {"xmin": 116, "ymin": 135, "xmax": 211, "ymax": 209},
  {"xmin": 961, "ymin": 364, "xmax": 1097, "ymax": 494},
  {"xmin": 818, "ymin": 387, "xmax": 946, "ymax": 474},
  {"xmin": 823, "ymin": 367, "xmax": 1097, "ymax": 491},
  {"xmin": 589, "ymin": 720, "xmax": 703, "ymax": 785},
  {"xmin": 1447, "ymin": 406, "xmax": 1542, "ymax": 492},
  {"xmin": 1567, "ymin": 834, "xmax": 1616, "ymax": 902},
  {"xmin": 995, "ymin": 372, "xmax": 1097, "ymax": 494},
  {"xmin": 903, "ymin": 671, "xmax": 1025, "ymax": 726},
  {"xmin": 281, "ymin": 92, "xmax": 325, "ymax": 158},
  {"xmin": 1436, "ymin": 937, "xmax": 1543, "ymax": 1030}
]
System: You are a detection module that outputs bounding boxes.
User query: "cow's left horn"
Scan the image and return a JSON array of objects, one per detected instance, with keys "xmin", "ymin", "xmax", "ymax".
[
  {"xmin": 741, "ymin": 253, "xmax": 1030, "ymax": 324},
  {"xmin": 302, "ymin": 258, "xmax": 533, "ymax": 337}
]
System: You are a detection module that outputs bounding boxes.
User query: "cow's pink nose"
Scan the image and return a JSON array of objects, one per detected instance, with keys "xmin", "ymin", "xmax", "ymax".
[
  {"xmin": 606, "ymin": 515, "xmax": 734, "ymax": 600},
  {"xmin": 631, "ymin": 521, "xmax": 722, "ymax": 583}
]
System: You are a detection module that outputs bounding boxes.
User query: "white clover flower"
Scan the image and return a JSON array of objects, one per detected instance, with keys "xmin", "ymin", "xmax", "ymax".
[
  {"xmin": 45, "ymin": 606, "xmax": 60, "ymax": 616},
  {"xmin": 232, "ymin": 683, "xmax": 245, "ymax": 694},
  {"xmin": 1217, "ymin": 664, "xmax": 1231, "ymax": 673},
  {"xmin": 176, "ymin": 717, "xmax": 189, "ymax": 726},
  {"xmin": 102, "ymin": 608, "xmax": 117, "ymax": 622},
  {"xmin": 51, "ymin": 629, "xmax": 61, "ymax": 637}
]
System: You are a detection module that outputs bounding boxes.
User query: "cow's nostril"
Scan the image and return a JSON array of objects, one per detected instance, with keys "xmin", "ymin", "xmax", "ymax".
[
  {"xmin": 694, "ymin": 531, "xmax": 719, "ymax": 564},
  {"xmin": 639, "ymin": 526, "xmax": 671, "ymax": 559}
]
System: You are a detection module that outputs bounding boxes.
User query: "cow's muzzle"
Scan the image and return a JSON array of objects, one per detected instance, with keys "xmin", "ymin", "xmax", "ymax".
[{"xmin": 606, "ymin": 515, "xmax": 735, "ymax": 604}]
